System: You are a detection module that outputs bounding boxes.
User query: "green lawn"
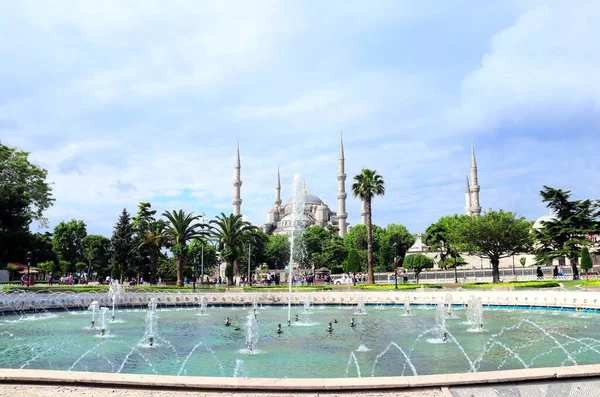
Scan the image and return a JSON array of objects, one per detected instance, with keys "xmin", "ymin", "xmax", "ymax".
[
  {"xmin": 462, "ymin": 280, "xmax": 559, "ymax": 289},
  {"xmin": 351, "ymin": 283, "xmax": 442, "ymax": 290}
]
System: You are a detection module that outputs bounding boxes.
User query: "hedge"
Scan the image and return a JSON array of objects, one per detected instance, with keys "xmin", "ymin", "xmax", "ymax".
[
  {"xmin": 582, "ymin": 280, "xmax": 600, "ymax": 286},
  {"xmin": 351, "ymin": 284, "xmax": 442, "ymax": 290},
  {"xmin": 243, "ymin": 285, "xmax": 333, "ymax": 291},
  {"xmin": 462, "ymin": 280, "xmax": 559, "ymax": 289}
]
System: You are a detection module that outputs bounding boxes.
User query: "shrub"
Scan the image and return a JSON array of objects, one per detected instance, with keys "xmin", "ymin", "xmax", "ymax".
[
  {"xmin": 462, "ymin": 280, "xmax": 559, "ymax": 289},
  {"xmin": 581, "ymin": 247, "xmax": 593, "ymax": 273},
  {"xmin": 352, "ymin": 284, "xmax": 442, "ymax": 290},
  {"xmin": 346, "ymin": 249, "xmax": 360, "ymax": 273}
]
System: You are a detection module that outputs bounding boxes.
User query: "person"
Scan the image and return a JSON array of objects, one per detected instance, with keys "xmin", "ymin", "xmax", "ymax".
[
  {"xmin": 20, "ymin": 274, "xmax": 25, "ymax": 286},
  {"xmin": 536, "ymin": 266, "xmax": 544, "ymax": 279},
  {"xmin": 553, "ymin": 265, "xmax": 558, "ymax": 279},
  {"xmin": 48, "ymin": 272, "xmax": 53, "ymax": 286},
  {"xmin": 402, "ymin": 270, "xmax": 408, "ymax": 283}
]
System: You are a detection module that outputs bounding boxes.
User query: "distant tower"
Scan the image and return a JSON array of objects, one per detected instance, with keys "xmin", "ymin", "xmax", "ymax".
[
  {"xmin": 274, "ymin": 166, "xmax": 282, "ymax": 207},
  {"xmin": 233, "ymin": 142, "xmax": 242, "ymax": 216},
  {"xmin": 465, "ymin": 175, "xmax": 472, "ymax": 216},
  {"xmin": 469, "ymin": 141, "xmax": 481, "ymax": 216},
  {"xmin": 337, "ymin": 132, "xmax": 348, "ymax": 237}
]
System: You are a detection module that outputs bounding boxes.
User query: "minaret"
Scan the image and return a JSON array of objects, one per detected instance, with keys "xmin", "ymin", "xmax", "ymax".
[
  {"xmin": 465, "ymin": 175, "xmax": 472, "ymax": 216},
  {"xmin": 469, "ymin": 140, "xmax": 481, "ymax": 216},
  {"xmin": 337, "ymin": 132, "xmax": 348, "ymax": 237},
  {"xmin": 232, "ymin": 142, "xmax": 242, "ymax": 216},
  {"xmin": 274, "ymin": 166, "xmax": 282, "ymax": 207}
]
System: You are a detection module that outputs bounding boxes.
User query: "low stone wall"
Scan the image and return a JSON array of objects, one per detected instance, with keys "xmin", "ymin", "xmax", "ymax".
[
  {"xmin": 1, "ymin": 364, "xmax": 600, "ymax": 391},
  {"xmin": 1, "ymin": 289, "xmax": 600, "ymax": 314}
]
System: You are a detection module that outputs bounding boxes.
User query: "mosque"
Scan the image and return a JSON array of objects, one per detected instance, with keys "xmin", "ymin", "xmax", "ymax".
[{"xmin": 232, "ymin": 135, "xmax": 350, "ymax": 238}]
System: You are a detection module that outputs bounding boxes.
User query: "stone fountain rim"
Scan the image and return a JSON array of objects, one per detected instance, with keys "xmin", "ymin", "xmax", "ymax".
[{"xmin": 1, "ymin": 365, "xmax": 599, "ymax": 391}]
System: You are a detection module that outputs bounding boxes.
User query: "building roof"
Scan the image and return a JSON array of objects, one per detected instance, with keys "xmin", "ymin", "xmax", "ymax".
[
  {"xmin": 285, "ymin": 192, "xmax": 324, "ymax": 205},
  {"xmin": 533, "ymin": 213, "xmax": 557, "ymax": 229}
]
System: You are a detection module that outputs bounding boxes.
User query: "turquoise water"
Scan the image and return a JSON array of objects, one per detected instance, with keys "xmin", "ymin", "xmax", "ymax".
[{"xmin": 1, "ymin": 305, "xmax": 599, "ymax": 378}]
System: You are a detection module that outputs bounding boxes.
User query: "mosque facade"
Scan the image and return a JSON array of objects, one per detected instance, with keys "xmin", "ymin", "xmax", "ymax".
[{"xmin": 232, "ymin": 135, "xmax": 349, "ymax": 238}]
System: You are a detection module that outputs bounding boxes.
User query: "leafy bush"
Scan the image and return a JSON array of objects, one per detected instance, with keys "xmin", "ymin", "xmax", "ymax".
[
  {"xmin": 352, "ymin": 283, "xmax": 442, "ymax": 290},
  {"xmin": 244, "ymin": 285, "xmax": 332, "ymax": 291},
  {"xmin": 3, "ymin": 286, "xmax": 110, "ymax": 293},
  {"xmin": 582, "ymin": 280, "xmax": 600, "ymax": 286},
  {"xmin": 462, "ymin": 280, "xmax": 559, "ymax": 289}
]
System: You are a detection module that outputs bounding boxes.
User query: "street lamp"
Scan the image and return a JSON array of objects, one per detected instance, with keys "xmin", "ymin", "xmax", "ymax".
[
  {"xmin": 393, "ymin": 243, "xmax": 398, "ymax": 290},
  {"xmin": 26, "ymin": 251, "xmax": 32, "ymax": 287},
  {"xmin": 248, "ymin": 243, "xmax": 252, "ymax": 287},
  {"xmin": 200, "ymin": 212, "xmax": 206, "ymax": 286}
]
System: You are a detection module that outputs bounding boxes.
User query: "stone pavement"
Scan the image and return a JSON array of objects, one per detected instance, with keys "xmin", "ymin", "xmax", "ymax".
[
  {"xmin": 0, "ymin": 384, "xmax": 448, "ymax": 397},
  {"xmin": 450, "ymin": 378, "xmax": 600, "ymax": 397}
]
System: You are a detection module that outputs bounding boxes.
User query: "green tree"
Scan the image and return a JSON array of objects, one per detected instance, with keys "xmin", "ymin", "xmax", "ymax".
[
  {"xmin": 157, "ymin": 255, "xmax": 176, "ymax": 282},
  {"xmin": 239, "ymin": 229, "xmax": 269, "ymax": 279},
  {"xmin": 403, "ymin": 254, "xmax": 435, "ymax": 283},
  {"xmin": 320, "ymin": 227, "xmax": 347, "ymax": 270},
  {"xmin": 0, "ymin": 143, "xmax": 54, "ymax": 265},
  {"xmin": 82, "ymin": 234, "xmax": 110, "ymax": 280},
  {"xmin": 351, "ymin": 168, "xmax": 385, "ymax": 284},
  {"xmin": 111, "ymin": 209, "xmax": 134, "ymax": 283},
  {"xmin": 380, "ymin": 224, "xmax": 415, "ymax": 271},
  {"xmin": 302, "ymin": 226, "xmax": 329, "ymax": 269},
  {"xmin": 425, "ymin": 215, "xmax": 469, "ymax": 283},
  {"xmin": 580, "ymin": 247, "xmax": 593, "ymax": 279},
  {"xmin": 137, "ymin": 219, "xmax": 167, "ymax": 284},
  {"xmin": 265, "ymin": 234, "xmax": 291, "ymax": 270},
  {"xmin": 187, "ymin": 238, "xmax": 219, "ymax": 282},
  {"xmin": 163, "ymin": 210, "xmax": 206, "ymax": 286},
  {"xmin": 533, "ymin": 186, "xmax": 600, "ymax": 280},
  {"xmin": 460, "ymin": 210, "xmax": 532, "ymax": 283},
  {"xmin": 59, "ymin": 260, "xmax": 72, "ymax": 275},
  {"xmin": 52, "ymin": 219, "xmax": 87, "ymax": 266},
  {"xmin": 346, "ymin": 249, "xmax": 361, "ymax": 273},
  {"xmin": 210, "ymin": 213, "xmax": 256, "ymax": 285},
  {"xmin": 37, "ymin": 260, "xmax": 55, "ymax": 280}
]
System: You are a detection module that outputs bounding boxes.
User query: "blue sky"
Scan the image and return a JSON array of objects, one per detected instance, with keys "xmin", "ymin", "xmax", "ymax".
[{"xmin": 1, "ymin": 1, "xmax": 598, "ymax": 236}]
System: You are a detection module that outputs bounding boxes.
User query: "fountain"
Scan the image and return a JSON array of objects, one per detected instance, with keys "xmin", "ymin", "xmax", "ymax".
[
  {"xmin": 245, "ymin": 311, "xmax": 259, "ymax": 353},
  {"xmin": 2, "ymin": 289, "xmax": 600, "ymax": 379},
  {"xmin": 444, "ymin": 293, "xmax": 457, "ymax": 319},
  {"xmin": 303, "ymin": 295, "xmax": 311, "ymax": 313},
  {"xmin": 145, "ymin": 298, "xmax": 158, "ymax": 346},
  {"xmin": 199, "ymin": 296, "xmax": 208, "ymax": 315},
  {"xmin": 286, "ymin": 174, "xmax": 306, "ymax": 325},
  {"xmin": 108, "ymin": 280, "xmax": 122, "ymax": 322},
  {"xmin": 355, "ymin": 295, "xmax": 366, "ymax": 315},
  {"xmin": 88, "ymin": 301, "xmax": 99, "ymax": 329},
  {"xmin": 466, "ymin": 296, "xmax": 485, "ymax": 332},
  {"xmin": 98, "ymin": 307, "xmax": 110, "ymax": 336}
]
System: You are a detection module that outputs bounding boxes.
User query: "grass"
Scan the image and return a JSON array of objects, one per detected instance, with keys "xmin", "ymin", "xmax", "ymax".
[
  {"xmin": 1, "ymin": 285, "xmax": 228, "ymax": 293},
  {"xmin": 351, "ymin": 283, "xmax": 442, "ymax": 290},
  {"xmin": 462, "ymin": 280, "xmax": 559, "ymax": 289},
  {"xmin": 243, "ymin": 285, "xmax": 333, "ymax": 291},
  {"xmin": 2, "ymin": 285, "xmax": 109, "ymax": 293},
  {"xmin": 582, "ymin": 280, "xmax": 600, "ymax": 286}
]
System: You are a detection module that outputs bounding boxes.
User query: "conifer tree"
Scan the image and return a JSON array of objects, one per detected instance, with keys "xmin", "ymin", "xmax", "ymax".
[{"xmin": 111, "ymin": 209, "xmax": 133, "ymax": 283}]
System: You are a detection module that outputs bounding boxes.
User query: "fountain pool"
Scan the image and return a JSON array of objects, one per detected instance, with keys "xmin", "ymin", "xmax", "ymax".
[{"xmin": 2, "ymin": 302, "xmax": 600, "ymax": 378}]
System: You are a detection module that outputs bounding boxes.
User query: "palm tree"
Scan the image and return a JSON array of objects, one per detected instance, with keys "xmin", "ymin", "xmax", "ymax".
[
  {"xmin": 137, "ymin": 220, "xmax": 167, "ymax": 285},
  {"xmin": 210, "ymin": 213, "xmax": 256, "ymax": 286},
  {"xmin": 163, "ymin": 210, "xmax": 206, "ymax": 286},
  {"xmin": 351, "ymin": 169, "xmax": 385, "ymax": 284}
]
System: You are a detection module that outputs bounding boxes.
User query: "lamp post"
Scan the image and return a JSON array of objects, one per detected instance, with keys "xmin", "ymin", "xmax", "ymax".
[
  {"xmin": 247, "ymin": 243, "xmax": 251, "ymax": 287},
  {"xmin": 393, "ymin": 243, "xmax": 398, "ymax": 290},
  {"xmin": 200, "ymin": 213, "xmax": 206, "ymax": 286},
  {"xmin": 26, "ymin": 251, "xmax": 32, "ymax": 287}
]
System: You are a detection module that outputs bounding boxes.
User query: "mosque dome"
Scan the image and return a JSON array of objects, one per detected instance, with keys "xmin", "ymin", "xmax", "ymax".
[
  {"xmin": 533, "ymin": 213, "xmax": 557, "ymax": 229},
  {"xmin": 285, "ymin": 192, "xmax": 324, "ymax": 205}
]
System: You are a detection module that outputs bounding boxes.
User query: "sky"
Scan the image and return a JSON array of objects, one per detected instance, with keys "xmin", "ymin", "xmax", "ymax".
[{"xmin": 1, "ymin": 0, "xmax": 599, "ymax": 237}]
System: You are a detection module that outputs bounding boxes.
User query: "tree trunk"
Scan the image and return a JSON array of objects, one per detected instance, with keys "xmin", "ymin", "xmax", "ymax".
[
  {"xmin": 176, "ymin": 254, "xmax": 184, "ymax": 286},
  {"xmin": 570, "ymin": 257, "xmax": 580, "ymax": 280},
  {"xmin": 150, "ymin": 252, "xmax": 157, "ymax": 285},
  {"xmin": 365, "ymin": 197, "xmax": 375, "ymax": 284},
  {"xmin": 491, "ymin": 257, "xmax": 500, "ymax": 283},
  {"xmin": 233, "ymin": 258, "xmax": 238, "ymax": 286}
]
